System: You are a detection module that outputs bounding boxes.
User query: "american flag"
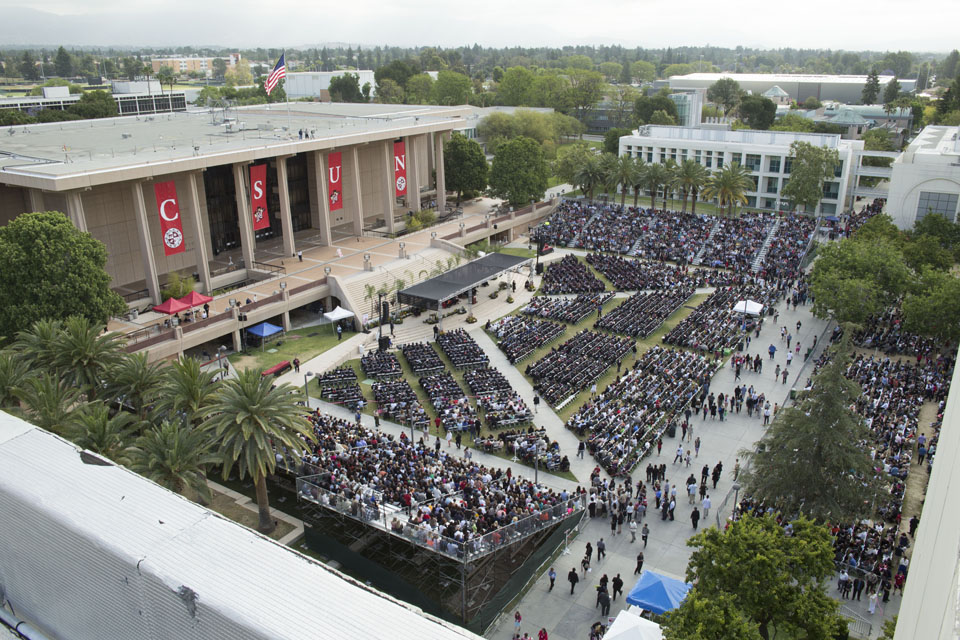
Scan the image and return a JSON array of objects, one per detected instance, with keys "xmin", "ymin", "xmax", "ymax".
[{"xmin": 265, "ymin": 53, "xmax": 286, "ymax": 95}]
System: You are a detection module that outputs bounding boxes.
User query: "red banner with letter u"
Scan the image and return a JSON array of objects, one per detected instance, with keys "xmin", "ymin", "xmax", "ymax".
[
  {"xmin": 393, "ymin": 140, "xmax": 407, "ymax": 197},
  {"xmin": 153, "ymin": 180, "xmax": 186, "ymax": 257},
  {"xmin": 328, "ymin": 151, "xmax": 343, "ymax": 211},
  {"xmin": 249, "ymin": 164, "xmax": 270, "ymax": 231}
]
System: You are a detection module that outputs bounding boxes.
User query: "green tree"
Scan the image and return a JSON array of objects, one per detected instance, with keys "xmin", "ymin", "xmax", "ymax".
[
  {"xmin": 405, "ymin": 73, "xmax": 434, "ymax": 104},
  {"xmin": 610, "ymin": 84, "xmax": 638, "ymax": 127},
  {"xmin": 498, "ymin": 66, "xmax": 534, "ymax": 106},
  {"xmin": 573, "ymin": 154, "xmax": 604, "ymax": 202},
  {"xmin": 376, "ymin": 59, "xmax": 419, "ymax": 90},
  {"xmin": 432, "ymin": 70, "xmax": 472, "ymax": 105},
  {"xmin": 662, "ymin": 63, "xmax": 694, "ymax": 78},
  {"xmin": 375, "ymin": 78, "xmax": 404, "ymax": 104},
  {"xmin": 212, "ymin": 58, "xmax": 228, "ymax": 79},
  {"xmin": 598, "ymin": 61, "xmax": 623, "ymax": 82},
  {"xmin": 12, "ymin": 318, "xmax": 63, "ymax": 373},
  {"xmin": 161, "ymin": 271, "xmax": 196, "ymax": 301},
  {"xmin": 602, "ymin": 127, "xmax": 632, "ymax": 154},
  {"xmin": 630, "ymin": 157, "xmax": 648, "ymax": 207},
  {"xmin": 741, "ymin": 334, "xmax": 885, "ymax": 522},
  {"xmin": 155, "ymin": 65, "xmax": 177, "ymax": 111},
  {"xmin": 15, "ymin": 372, "xmax": 81, "ymax": 434},
  {"xmin": 703, "ymin": 163, "xmax": 752, "ymax": 217},
  {"xmin": 69, "ymin": 90, "xmax": 118, "ymax": 119},
  {"xmin": 0, "ymin": 350, "xmax": 33, "ymax": 408},
  {"xmin": 673, "ymin": 159, "xmax": 710, "ymax": 214},
  {"xmin": 902, "ymin": 234, "xmax": 954, "ymax": 272},
  {"xmin": 938, "ymin": 51, "xmax": 959, "ymax": 85},
  {"xmin": 706, "ymin": 77, "xmax": 742, "ymax": 115},
  {"xmin": 643, "ymin": 162, "xmax": 671, "ymax": 212},
  {"xmin": 63, "ymin": 400, "xmax": 137, "ymax": 461},
  {"xmin": 902, "ymin": 269, "xmax": 960, "ymax": 343},
  {"xmin": 611, "ymin": 154, "xmax": 639, "ymax": 207},
  {"xmin": 738, "ymin": 95, "xmax": 777, "ymax": 129},
  {"xmin": 328, "ymin": 73, "xmax": 366, "ymax": 102},
  {"xmin": 862, "ymin": 68, "xmax": 881, "ymax": 104},
  {"xmin": 630, "ymin": 60, "xmax": 656, "ymax": 83},
  {"xmin": 202, "ymin": 368, "xmax": 315, "ymax": 533},
  {"xmin": 54, "ymin": 316, "xmax": 125, "ymax": 401},
  {"xmin": 878, "ymin": 616, "xmax": 897, "ymax": 640},
  {"xmin": 771, "ymin": 112, "xmax": 815, "ymax": 133},
  {"xmin": 553, "ymin": 141, "xmax": 596, "ymax": 185},
  {"xmin": 19, "ymin": 51, "xmax": 39, "ymax": 80},
  {"xmin": 780, "ymin": 141, "xmax": 839, "ymax": 214},
  {"xmin": 633, "ymin": 89, "xmax": 679, "ymax": 125},
  {"xmin": 127, "ymin": 420, "xmax": 219, "ymax": 502},
  {"xmin": 648, "ymin": 109, "xmax": 676, "ymax": 125},
  {"xmin": 912, "ymin": 213, "xmax": 960, "ymax": 255},
  {"xmin": 54, "ymin": 46, "xmax": 73, "ymax": 77},
  {"xmin": 802, "ymin": 96, "xmax": 822, "ymax": 110},
  {"xmin": 488, "ymin": 137, "xmax": 549, "ymax": 206},
  {"xmin": 684, "ymin": 515, "xmax": 842, "ymax": 640},
  {"xmin": 662, "ymin": 591, "xmax": 763, "ymax": 640},
  {"xmin": 154, "ymin": 357, "xmax": 219, "ymax": 426},
  {"xmin": 0, "ymin": 212, "xmax": 125, "ymax": 342},
  {"xmin": 444, "ymin": 133, "xmax": 488, "ymax": 205},
  {"xmin": 883, "ymin": 75, "xmax": 901, "ymax": 105},
  {"xmin": 565, "ymin": 68, "xmax": 605, "ymax": 121},
  {"xmin": 106, "ymin": 352, "xmax": 164, "ymax": 420},
  {"xmin": 529, "ymin": 72, "xmax": 571, "ymax": 112}
]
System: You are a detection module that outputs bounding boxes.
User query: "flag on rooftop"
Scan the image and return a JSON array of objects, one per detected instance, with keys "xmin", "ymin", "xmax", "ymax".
[{"xmin": 265, "ymin": 53, "xmax": 286, "ymax": 96}]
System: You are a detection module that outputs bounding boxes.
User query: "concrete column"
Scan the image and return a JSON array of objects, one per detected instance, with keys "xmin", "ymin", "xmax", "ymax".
[
  {"xmin": 308, "ymin": 150, "xmax": 332, "ymax": 246},
  {"xmin": 131, "ymin": 182, "xmax": 161, "ymax": 304},
  {"xmin": 276, "ymin": 155, "xmax": 297, "ymax": 258},
  {"xmin": 65, "ymin": 190, "xmax": 88, "ymax": 232},
  {"xmin": 281, "ymin": 291, "xmax": 291, "ymax": 331},
  {"xmin": 28, "ymin": 189, "xmax": 44, "ymax": 213},
  {"xmin": 232, "ymin": 328, "xmax": 242, "ymax": 352},
  {"xmin": 382, "ymin": 140, "xmax": 396, "ymax": 233},
  {"xmin": 232, "ymin": 163, "xmax": 256, "ymax": 269},
  {"xmin": 434, "ymin": 133, "xmax": 446, "ymax": 214},
  {"xmin": 349, "ymin": 146, "xmax": 364, "ymax": 236},
  {"xmin": 186, "ymin": 172, "xmax": 213, "ymax": 294},
  {"xmin": 406, "ymin": 135, "xmax": 421, "ymax": 213},
  {"xmin": 426, "ymin": 133, "xmax": 435, "ymax": 186}
]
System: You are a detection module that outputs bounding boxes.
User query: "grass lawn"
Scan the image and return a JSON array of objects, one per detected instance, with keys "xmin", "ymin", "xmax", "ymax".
[
  {"xmin": 499, "ymin": 247, "xmax": 537, "ymax": 259},
  {"xmin": 207, "ymin": 487, "xmax": 296, "ymax": 542},
  {"xmin": 228, "ymin": 326, "xmax": 355, "ymax": 372}
]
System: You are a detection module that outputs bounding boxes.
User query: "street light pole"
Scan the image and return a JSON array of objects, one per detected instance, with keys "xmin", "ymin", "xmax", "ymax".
[{"xmin": 303, "ymin": 371, "xmax": 314, "ymax": 405}]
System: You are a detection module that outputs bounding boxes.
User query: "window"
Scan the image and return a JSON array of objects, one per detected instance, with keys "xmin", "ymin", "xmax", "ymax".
[
  {"xmin": 822, "ymin": 181, "xmax": 840, "ymax": 200},
  {"xmin": 821, "ymin": 203, "xmax": 837, "ymax": 214},
  {"xmin": 916, "ymin": 191, "xmax": 960, "ymax": 222},
  {"xmin": 717, "ymin": 155, "xmax": 724, "ymax": 168},
  {"xmin": 834, "ymin": 161, "xmax": 843, "ymax": 178},
  {"xmin": 730, "ymin": 153, "xmax": 742, "ymax": 167},
  {"xmin": 765, "ymin": 177, "xmax": 779, "ymax": 194},
  {"xmin": 647, "ymin": 152, "xmax": 653, "ymax": 162},
  {"xmin": 768, "ymin": 157, "xmax": 781, "ymax": 173},
  {"xmin": 745, "ymin": 154, "xmax": 761, "ymax": 172},
  {"xmin": 784, "ymin": 157, "xmax": 793, "ymax": 174},
  {"xmin": 749, "ymin": 175, "xmax": 759, "ymax": 191},
  {"xmin": 746, "ymin": 196, "xmax": 757, "ymax": 207},
  {"xmin": 695, "ymin": 150, "xmax": 702, "ymax": 164}
]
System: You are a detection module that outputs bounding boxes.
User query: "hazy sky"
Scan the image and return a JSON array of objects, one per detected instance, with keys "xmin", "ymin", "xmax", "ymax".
[{"xmin": 0, "ymin": 0, "xmax": 956, "ymax": 52}]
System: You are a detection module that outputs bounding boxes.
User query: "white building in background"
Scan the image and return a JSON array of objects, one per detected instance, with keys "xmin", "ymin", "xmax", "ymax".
[
  {"xmin": 887, "ymin": 126, "xmax": 960, "ymax": 228},
  {"xmin": 669, "ymin": 73, "xmax": 917, "ymax": 105},
  {"xmin": 619, "ymin": 125, "xmax": 860, "ymax": 215},
  {"xmin": 285, "ymin": 70, "xmax": 377, "ymax": 100},
  {"xmin": 667, "ymin": 92, "xmax": 703, "ymax": 127}
]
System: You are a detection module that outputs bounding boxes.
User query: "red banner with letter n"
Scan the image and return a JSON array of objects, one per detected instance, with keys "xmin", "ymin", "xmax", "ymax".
[
  {"xmin": 153, "ymin": 180, "xmax": 186, "ymax": 257},
  {"xmin": 393, "ymin": 140, "xmax": 407, "ymax": 197},
  {"xmin": 249, "ymin": 164, "xmax": 271, "ymax": 231},
  {"xmin": 328, "ymin": 152, "xmax": 343, "ymax": 211}
]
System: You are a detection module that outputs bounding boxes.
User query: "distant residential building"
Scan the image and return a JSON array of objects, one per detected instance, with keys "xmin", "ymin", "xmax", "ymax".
[
  {"xmin": 670, "ymin": 73, "xmax": 917, "ymax": 105},
  {"xmin": 149, "ymin": 54, "xmax": 240, "ymax": 76}
]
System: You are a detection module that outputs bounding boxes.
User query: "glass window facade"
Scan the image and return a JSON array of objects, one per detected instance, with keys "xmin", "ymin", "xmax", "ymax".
[
  {"xmin": 916, "ymin": 191, "xmax": 960, "ymax": 222},
  {"xmin": 768, "ymin": 157, "xmax": 781, "ymax": 173}
]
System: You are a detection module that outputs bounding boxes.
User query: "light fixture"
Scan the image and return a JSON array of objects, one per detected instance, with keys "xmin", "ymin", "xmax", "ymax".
[
  {"xmin": 324, "ymin": 266, "xmax": 332, "ymax": 275},
  {"xmin": 399, "ymin": 242, "xmax": 405, "ymax": 249},
  {"xmin": 280, "ymin": 282, "xmax": 287, "ymax": 290},
  {"xmin": 229, "ymin": 298, "xmax": 237, "ymax": 307},
  {"xmin": 431, "ymin": 231, "xmax": 437, "ymax": 238},
  {"xmin": 364, "ymin": 253, "xmax": 371, "ymax": 261}
]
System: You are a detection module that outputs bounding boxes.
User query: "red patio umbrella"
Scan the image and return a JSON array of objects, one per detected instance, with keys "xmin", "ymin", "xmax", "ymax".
[
  {"xmin": 178, "ymin": 290, "xmax": 214, "ymax": 308},
  {"xmin": 152, "ymin": 297, "xmax": 191, "ymax": 315}
]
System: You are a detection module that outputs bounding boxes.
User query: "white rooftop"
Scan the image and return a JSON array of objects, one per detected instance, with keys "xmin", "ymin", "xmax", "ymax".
[
  {"xmin": 670, "ymin": 72, "xmax": 900, "ymax": 84},
  {"xmin": 904, "ymin": 125, "xmax": 960, "ymax": 157},
  {"xmin": 629, "ymin": 125, "xmax": 841, "ymax": 149},
  {"xmin": 0, "ymin": 411, "xmax": 481, "ymax": 640}
]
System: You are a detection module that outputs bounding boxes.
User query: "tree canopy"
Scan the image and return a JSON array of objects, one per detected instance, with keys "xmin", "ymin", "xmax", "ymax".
[
  {"xmin": 488, "ymin": 136, "xmax": 548, "ymax": 206},
  {"xmin": 862, "ymin": 68, "xmax": 881, "ymax": 104},
  {"xmin": 706, "ymin": 77, "xmax": 742, "ymax": 114},
  {"xmin": 780, "ymin": 140, "xmax": 839, "ymax": 213},
  {"xmin": 328, "ymin": 73, "xmax": 367, "ymax": 102},
  {"xmin": 443, "ymin": 133, "xmax": 488, "ymax": 205},
  {"xmin": 737, "ymin": 95, "xmax": 777, "ymax": 129},
  {"xmin": 0, "ymin": 212, "xmax": 126, "ymax": 342}
]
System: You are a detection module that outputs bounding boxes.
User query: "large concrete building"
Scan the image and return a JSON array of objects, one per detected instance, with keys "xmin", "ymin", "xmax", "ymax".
[
  {"xmin": 669, "ymin": 73, "xmax": 917, "ymax": 105},
  {"xmin": 887, "ymin": 125, "xmax": 960, "ymax": 228}
]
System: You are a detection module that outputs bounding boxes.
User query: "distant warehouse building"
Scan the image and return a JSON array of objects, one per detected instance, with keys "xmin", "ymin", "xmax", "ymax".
[
  {"xmin": 285, "ymin": 70, "xmax": 377, "ymax": 100},
  {"xmin": 669, "ymin": 73, "xmax": 917, "ymax": 105}
]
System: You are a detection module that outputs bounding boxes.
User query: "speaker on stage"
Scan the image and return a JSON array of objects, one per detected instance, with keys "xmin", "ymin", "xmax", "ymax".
[
  {"xmin": 380, "ymin": 301, "xmax": 390, "ymax": 323},
  {"xmin": 378, "ymin": 336, "xmax": 391, "ymax": 352}
]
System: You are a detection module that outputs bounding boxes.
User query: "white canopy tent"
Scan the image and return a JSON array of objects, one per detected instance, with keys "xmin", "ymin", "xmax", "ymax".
[
  {"xmin": 733, "ymin": 299, "xmax": 764, "ymax": 316},
  {"xmin": 604, "ymin": 609, "xmax": 663, "ymax": 640},
  {"xmin": 323, "ymin": 306, "xmax": 355, "ymax": 323}
]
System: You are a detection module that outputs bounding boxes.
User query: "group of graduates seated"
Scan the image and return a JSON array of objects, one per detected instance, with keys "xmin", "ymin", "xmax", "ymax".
[
  {"xmin": 473, "ymin": 427, "xmax": 570, "ymax": 472},
  {"xmin": 463, "ymin": 366, "xmax": 534, "ymax": 429},
  {"xmin": 437, "ymin": 329, "xmax": 489, "ymax": 369},
  {"xmin": 317, "ymin": 367, "xmax": 357, "ymax": 387},
  {"xmin": 521, "ymin": 292, "xmax": 613, "ymax": 325},
  {"xmin": 630, "ymin": 210, "xmax": 715, "ymax": 263},
  {"xmin": 487, "ymin": 315, "xmax": 566, "ymax": 363},
  {"xmin": 526, "ymin": 330, "xmax": 634, "ymax": 406},
  {"xmin": 320, "ymin": 383, "xmax": 364, "ymax": 410},
  {"xmin": 542, "ymin": 254, "xmax": 605, "ymax": 295},
  {"xmin": 532, "ymin": 202, "xmax": 591, "ymax": 247},
  {"xmin": 852, "ymin": 308, "xmax": 945, "ymax": 357},
  {"xmin": 697, "ymin": 212, "xmax": 774, "ymax": 271},
  {"xmin": 585, "ymin": 253, "xmax": 737, "ymax": 292},
  {"xmin": 577, "ymin": 203, "xmax": 645, "ymax": 254},
  {"xmin": 295, "ymin": 411, "xmax": 581, "ymax": 557},
  {"xmin": 595, "ymin": 286, "xmax": 694, "ymax": 338},
  {"xmin": 401, "ymin": 341, "xmax": 445, "ymax": 374},
  {"xmin": 419, "ymin": 372, "xmax": 480, "ymax": 433},
  {"xmin": 567, "ymin": 346, "xmax": 715, "ymax": 475},
  {"xmin": 361, "ymin": 351, "xmax": 403, "ymax": 379},
  {"xmin": 372, "ymin": 379, "xmax": 428, "ymax": 428}
]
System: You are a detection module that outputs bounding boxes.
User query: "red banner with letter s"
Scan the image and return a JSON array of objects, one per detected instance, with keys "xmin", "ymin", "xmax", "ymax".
[
  {"xmin": 393, "ymin": 140, "xmax": 407, "ymax": 197},
  {"xmin": 153, "ymin": 180, "xmax": 186, "ymax": 257},
  {"xmin": 328, "ymin": 152, "xmax": 343, "ymax": 211},
  {"xmin": 249, "ymin": 164, "xmax": 271, "ymax": 231}
]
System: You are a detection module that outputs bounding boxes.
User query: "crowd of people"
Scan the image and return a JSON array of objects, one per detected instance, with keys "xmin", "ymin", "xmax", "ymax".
[
  {"xmin": 577, "ymin": 203, "xmax": 644, "ymax": 254},
  {"xmin": 463, "ymin": 367, "xmax": 534, "ymax": 429},
  {"xmin": 662, "ymin": 284, "xmax": 779, "ymax": 354},
  {"xmin": 419, "ymin": 372, "xmax": 479, "ymax": 433},
  {"xmin": 595, "ymin": 287, "xmax": 694, "ymax": 338},
  {"xmin": 526, "ymin": 330, "xmax": 634, "ymax": 406},
  {"xmin": 320, "ymin": 384, "xmax": 364, "ymax": 409},
  {"xmin": 487, "ymin": 315, "xmax": 566, "ymax": 364},
  {"xmin": 295, "ymin": 411, "xmax": 583, "ymax": 557},
  {"xmin": 401, "ymin": 342, "xmax": 446, "ymax": 374},
  {"xmin": 521, "ymin": 292, "xmax": 613, "ymax": 324},
  {"xmin": 437, "ymin": 329, "xmax": 490, "ymax": 369},
  {"xmin": 852, "ymin": 308, "xmax": 946, "ymax": 357},
  {"xmin": 630, "ymin": 210, "xmax": 715, "ymax": 263},
  {"xmin": 533, "ymin": 202, "xmax": 592, "ymax": 247},
  {"xmin": 567, "ymin": 347, "xmax": 716, "ymax": 475},
  {"xmin": 372, "ymin": 379, "xmax": 429, "ymax": 428},
  {"xmin": 361, "ymin": 351, "xmax": 403, "ymax": 379},
  {"xmin": 542, "ymin": 255, "xmax": 606, "ymax": 295},
  {"xmin": 317, "ymin": 367, "xmax": 357, "ymax": 387},
  {"xmin": 585, "ymin": 253, "xmax": 736, "ymax": 291},
  {"xmin": 755, "ymin": 214, "xmax": 818, "ymax": 282},
  {"xmin": 697, "ymin": 213, "xmax": 774, "ymax": 271}
]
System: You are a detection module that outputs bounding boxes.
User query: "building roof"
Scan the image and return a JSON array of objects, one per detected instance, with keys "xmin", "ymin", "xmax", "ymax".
[
  {"xmin": 0, "ymin": 102, "xmax": 470, "ymax": 190},
  {"xmin": 827, "ymin": 109, "xmax": 870, "ymax": 126},
  {"xmin": 0, "ymin": 411, "xmax": 482, "ymax": 640},
  {"xmin": 763, "ymin": 85, "xmax": 790, "ymax": 98},
  {"xmin": 670, "ymin": 72, "xmax": 901, "ymax": 85},
  {"xmin": 399, "ymin": 252, "xmax": 530, "ymax": 310},
  {"xmin": 628, "ymin": 124, "xmax": 841, "ymax": 149},
  {"xmin": 904, "ymin": 125, "xmax": 960, "ymax": 157}
]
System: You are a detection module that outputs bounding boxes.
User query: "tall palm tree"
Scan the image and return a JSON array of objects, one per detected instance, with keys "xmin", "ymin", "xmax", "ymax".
[
  {"xmin": 703, "ymin": 163, "xmax": 753, "ymax": 218},
  {"xmin": 12, "ymin": 318, "xmax": 64, "ymax": 374},
  {"xmin": 0, "ymin": 350, "xmax": 33, "ymax": 409},
  {"xmin": 630, "ymin": 157, "xmax": 647, "ymax": 208},
  {"xmin": 106, "ymin": 352, "xmax": 165, "ymax": 419},
  {"xmin": 63, "ymin": 400, "xmax": 138, "ymax": 461},
  {"xmin": 573, "ymin": 154, "xmax": 603, "ymax": 202},
  {"xmin": 53, "ymin": 316, "xmax": 125, "ymax": 400},
  {"xmin": 673, "ymin": 159, "xmax": 711, "ymax": 214},
  {"xmin": 202, "ymin": 368, "xmax": 315, "ymax": 533},
  {"xmin": 15, "ymin": 372, "xmax": 81, "ymax": 434},
  {"xmin": 154, "ymin": 357, "xmax": 220, "ymax": 426},
  {"xmin": 598, "ymin": 153, "xmax": 619, "ymax": 203},
  {"xmin": 612, "ymin": 155, "xmax": 638, "ymax": 208},
  {"xmin": 127, "ymin": 420, "xmax": 220, "ymax": 503},
  {"xmin": 644, "ymin": 163, "xmax": 670, "ymax": 212}
]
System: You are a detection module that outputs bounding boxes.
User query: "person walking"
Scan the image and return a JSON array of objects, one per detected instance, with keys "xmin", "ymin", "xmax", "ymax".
[
  {"xmin": 691, "ymin": 506, "xmax": 701, "ymax": 530},
  {"xmin": 598, "ymin": 588, "xmax": 611, "ymax": 617},
  {"xmin": 674, "ymin": 444, "xmax": 684, "ymax": 464},
  {"xmin": 514, "ymin": 611, "xmax": 522, "ymax": 634},
  {"xmin": 336, "ymin": 324, "xmax": 343, "ymax": 340},
  {"xmin": 694, "ymin": 436, "xmax": 701, "ymax": 456},
  {"xmin": 585, "ymin": 542, "xmax": 593, "ymax": 563},
  {"xmin": 641, "ymin": 523, "xmax": 649, "ymax": 548},
  {"xmin": 629, "ymin": 519, "xmax": 637, "ymax": 542},
  {"xmin": 634, "ymin": 551, "xmax": 644, "ymax": 575},
  {"xmin": 763, "ymin": 402, "xmax": 772, "ymax": 425},
  {"xmin": 568, "ymin": 568, "xmax": 579, "ymax": 594},
  {"xmin": 578, "ymin": 441, "xmax": 585, "ymax": 459},
  {"xmin": 538, "ymin": 628, "xmax": 548, "ymax": 640},
  {"xmin": 597, "ymin": 538, "xmax": 606, "ymax": 560},
  {"xmin": 702, "ymin": 494, "xmax": 711, "ymax": 519},
  {"xmin": 293, "ymin": 357, "xmax": 300, "ymax": 373},
  {"xmin": 612, "ymin": 574, "xmax": 624, "ymax": 602},
  {"xmin": 533, "ymin": 395, "xmax": 540, "ymax": 414}
]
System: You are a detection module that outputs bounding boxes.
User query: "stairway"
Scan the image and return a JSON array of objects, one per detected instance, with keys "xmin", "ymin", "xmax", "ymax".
[
  {"xmin": 751, "ymin": 218, "xmax": 781, "ymax": 272},
  {"xmin": 692, "ymin": 219, "xmax": 722, "ymax": 265},
  {"xmin": 572, "ymin": 210, "xmax": 602, "ymax": 247}
]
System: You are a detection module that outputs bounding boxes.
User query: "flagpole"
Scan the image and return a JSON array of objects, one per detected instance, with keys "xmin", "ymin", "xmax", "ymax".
[{"xmin": 283, "ymin": 51, "xmax": 292, "ymax": 138}]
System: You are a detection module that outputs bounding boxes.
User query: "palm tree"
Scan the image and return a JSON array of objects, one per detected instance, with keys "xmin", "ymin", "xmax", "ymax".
[
  {"xmin": 0, "ymin": 350, "xmax": 33, "ymax": 408},
  {"xmin": 154, "ymin": 357, "xmax": 219, "ymax": 426},
  {"xmin": 598, "ymin": 153, "xmax": 619, "ymax": 203},
  {"xmin": 630, "ymin": 157, "xmax": 647, "ymax": 208},
  {"xmin": 202, "ymin": 368, "xmax": 315, "ymax": 533},
  {"xmin": 573, "ymin": 155, "xmax": 603, "ymax": 202},
  {"xmin": 127, "ymin": 420, "xmax": 220, "ymax": 503},
  {"xmin": 673, "ymin": 159, "xmax": 711, "ymax": 214},
  {"xmin": 15, "ymin": 372, "xmax": 82, "ymax": 434},
  {"xmin": 53, "ymin": 316, "xmax": 125, "ymax": 400},
  {"xmin": 63, "ymin": 400, "xmax": 138, "ymax": 461},
  {"xmin": 703, "ymin": 163, "xmax": 753, "ymax": 218},
  {"xmin": 612, "ymin": 155, "xmax": 638, "ymax": 208},
  {"xmin": 12, "ymin": 318, "xmax": 64, "ymax": 374},
  {"xmin": 105, "ymin": 352, "xmax": 165, "ymax": 419},
  {"xmin": 644, "ymin": 163, "xmax": 670, "ymax": 212}
]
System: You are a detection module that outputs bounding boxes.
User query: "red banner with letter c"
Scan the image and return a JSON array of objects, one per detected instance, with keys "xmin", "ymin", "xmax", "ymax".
[
  {"xmin": 328, "ymin": 151, "xmax": 343, "ymax": 211},
  {"xmin": 393, "ymin": 140, "xmax": 407, "ymax": 197},
  {"xmin": 153, "ymin": 180, "xmax": 186, "ymax": 257},
  {"xmin": 249, "ymin": 164, "xmax": 271, "ymax": 231}
]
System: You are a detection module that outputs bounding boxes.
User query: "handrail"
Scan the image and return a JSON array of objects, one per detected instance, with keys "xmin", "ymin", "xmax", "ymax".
[
  {"xmin": 180, "ymin": 312, "xmax": 231, "ymax": 334},
  {"xmin": 288, "ymin": 278, "xmax": 327, "ymax": 296},
  {"xmin": 121, "ymin": 288, "xmax": 149, "ymax": 303},
  {"xmin": 249, "ymin": 260, "xmax": 286, "ymax": 275},
  {"xmin": 125, "ymin": 328, "xmax": 176, "ymax": 352}
]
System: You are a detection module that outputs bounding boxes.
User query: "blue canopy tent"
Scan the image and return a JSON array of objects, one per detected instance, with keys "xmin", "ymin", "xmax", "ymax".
[
  {"xmin": 625, "ymin": 572, "xmax": 692, "ymax": 615},
  {"xmin": 245, "ymin": 321, "xmax": 284, "ymax": 351}
]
